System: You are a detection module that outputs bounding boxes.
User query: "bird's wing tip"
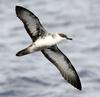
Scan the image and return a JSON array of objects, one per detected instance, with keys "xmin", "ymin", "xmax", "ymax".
[
  {"xmin": 75, "ymin": 72, "xmax": 82, "ymax": 91},
  {"xmin": 15, "ymin": 5, "xmax": 21, "ymax": 11},
  {"xmin": 15, "ymin": 5, "xmax": 22, "ymax": 16},
  {"xmin": 64, "ymin": 74, "xmax": 82, "ymax": 91},
  {"xmin": 71, "ymin": 76, "xmax": 82, "ymax": 91},
  {"xmin": 76, "ymin": 80, "xmax": 82, "ymax": 91},
  {"xmin": 15, "ymin": 5, "xmax": 26, "ymax": 15},
  {"xmin": 15, "ymin": 5, "xmax": 23, "ymax": 10}
]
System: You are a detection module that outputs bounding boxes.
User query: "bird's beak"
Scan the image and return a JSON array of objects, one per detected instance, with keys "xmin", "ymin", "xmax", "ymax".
[{"xmin": 66, "ymin": 36, "xmax": 72, "ymax": 40}]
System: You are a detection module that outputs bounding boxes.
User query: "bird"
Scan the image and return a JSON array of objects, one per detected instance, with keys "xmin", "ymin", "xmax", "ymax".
[{"xmin": 15, "ymin": 6, "xmax": 82, "ymax": 90}]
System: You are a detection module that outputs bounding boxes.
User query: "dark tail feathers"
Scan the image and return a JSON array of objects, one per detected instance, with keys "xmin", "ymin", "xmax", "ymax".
[{"xmin": 16, "ymin": 48, "xmax": 30, "ymax": 56}]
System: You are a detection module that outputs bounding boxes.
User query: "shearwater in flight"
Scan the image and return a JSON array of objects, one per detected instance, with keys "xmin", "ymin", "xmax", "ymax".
[{"xmin": 15, "ymin": 6, "xmax": 82, "ymax": 90}]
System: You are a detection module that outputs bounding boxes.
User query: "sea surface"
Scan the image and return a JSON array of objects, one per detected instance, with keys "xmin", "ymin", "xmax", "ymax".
[{"xmin": 0, "ymin": 0, "xmax": 100, "ymax": 97}]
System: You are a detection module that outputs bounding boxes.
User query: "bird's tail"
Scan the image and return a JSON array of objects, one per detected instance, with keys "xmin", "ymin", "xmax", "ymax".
[
  {"xmin": 16, "ymin": 48, "xmax": 30, "ymax": 56},
  {"xmin": 16, "ymin": 45, "xmax": 34, "ymax": 56}
]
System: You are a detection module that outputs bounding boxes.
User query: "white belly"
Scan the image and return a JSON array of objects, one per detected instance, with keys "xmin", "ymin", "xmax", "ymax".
[
  {"xmin": 28, "ymin": 34, "xmax": 65, "ymax": 52},
  {"xmin": 34, "ymin": 35, "xmax": 63, "ymax": 48}
]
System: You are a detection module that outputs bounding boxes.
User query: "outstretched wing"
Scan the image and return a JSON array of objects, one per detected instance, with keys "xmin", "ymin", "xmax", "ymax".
[
  {"xmin": 16, "ymin": 6, "xmax": 47, "ymax": 42},
  {"xmin": 41, "ymin": 45, "xmax": 82, "ymax": 90}
]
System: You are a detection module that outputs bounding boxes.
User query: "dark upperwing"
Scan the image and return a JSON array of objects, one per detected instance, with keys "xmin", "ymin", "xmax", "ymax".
[
  {"xmin": 16, "ymin": 6, "xmax": 47, "ymax": 42},
  {"xmin": 42, "ymin": 45, "xmax": 82, "ymax": 90}
]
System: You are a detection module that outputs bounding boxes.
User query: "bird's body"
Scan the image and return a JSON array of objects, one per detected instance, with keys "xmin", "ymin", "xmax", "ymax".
[
  {"xmin": 34, "ymin": 33, "xmax": 65, "ymax": 47},
  {"xmin": 33, "ymin": 33, "xmax": 66, "ymax": 48},
  {"xmin": 17, "ymin": 33, "xmax": 67, "ymax": 56},
  {"xmin": 15, "ymin": 6, "xmax": 82, "ymax": 90}
]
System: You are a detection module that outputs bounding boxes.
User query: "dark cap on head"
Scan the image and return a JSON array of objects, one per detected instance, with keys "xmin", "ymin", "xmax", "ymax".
[{"xmin": 59, "ymin": 33, "xmax": 72, "ymax": 40}]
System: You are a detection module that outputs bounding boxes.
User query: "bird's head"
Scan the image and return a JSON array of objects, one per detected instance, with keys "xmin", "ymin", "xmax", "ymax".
[{"xmin": 58, "ymin": 33, "xmax": 72, "ymax": 40}]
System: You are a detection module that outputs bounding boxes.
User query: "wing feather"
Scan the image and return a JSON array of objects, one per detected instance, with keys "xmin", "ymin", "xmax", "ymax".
[
  {"xmin": 41, "ymin": 45, "xmax": 82, "ymax": 90},
  {"xmin": 16, "ymin": 6, "xmax": 47, "ymax": 42}
]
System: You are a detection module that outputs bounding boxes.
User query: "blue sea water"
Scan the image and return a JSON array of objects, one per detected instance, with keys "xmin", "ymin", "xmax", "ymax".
[{"xmin": 0, "ymin": 0, "xmax": 100, "ymax": 97}]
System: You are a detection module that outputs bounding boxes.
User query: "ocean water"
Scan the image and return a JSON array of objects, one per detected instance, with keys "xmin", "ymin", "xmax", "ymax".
[{"xmin": 0, "ymin": 0, "xmax": 100, "ymax": 97}]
